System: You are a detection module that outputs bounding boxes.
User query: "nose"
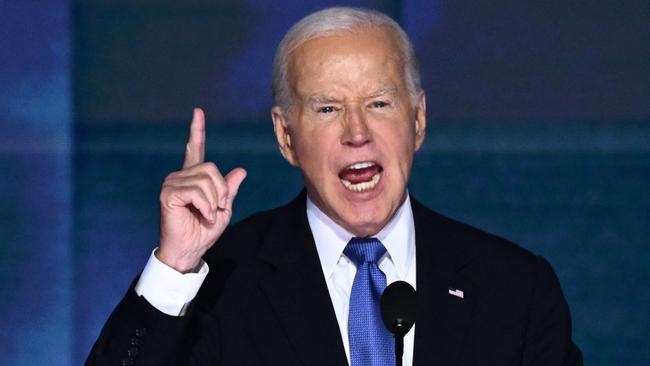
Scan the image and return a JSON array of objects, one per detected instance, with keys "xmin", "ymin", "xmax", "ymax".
[{"xmin": 341, "ymin": 105, "xmax": 371, "ymax": 147}]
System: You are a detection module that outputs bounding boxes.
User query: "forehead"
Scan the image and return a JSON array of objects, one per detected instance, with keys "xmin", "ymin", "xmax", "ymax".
[{"xmin": 287, "ymin": 27, "xmax": 405, "ymax": 96}]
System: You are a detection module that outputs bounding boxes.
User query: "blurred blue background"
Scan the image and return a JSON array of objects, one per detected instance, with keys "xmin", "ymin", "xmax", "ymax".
[{"xmin": 0, "ymin": 0, "xmax": 648, "ymax": 364}]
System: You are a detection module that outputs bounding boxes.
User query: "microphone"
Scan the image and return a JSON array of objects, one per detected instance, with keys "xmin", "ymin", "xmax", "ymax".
[{"xmin": 381, "ymin": 281, "xmax": 416, "ymax": 366}]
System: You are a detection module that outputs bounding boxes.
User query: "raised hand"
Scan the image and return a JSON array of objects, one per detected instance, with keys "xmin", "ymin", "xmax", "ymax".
[{"xmin": 157, "ymin": 108, "xmax": 247, "ymax": 273}]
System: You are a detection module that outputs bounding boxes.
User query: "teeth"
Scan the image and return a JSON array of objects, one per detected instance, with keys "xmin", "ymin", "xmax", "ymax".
[
  {"xmin": 347, "ymin": 161, "xmax": 374, "ymax": 170},
  {"xmin": 341, "ymin": 172, "xmax": 381, "ymax": 192}
]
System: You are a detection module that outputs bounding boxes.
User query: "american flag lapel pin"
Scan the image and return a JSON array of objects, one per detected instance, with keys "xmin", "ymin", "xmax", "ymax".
[{"xmin": 448, "ymin": 287, "xmax": 464, "ymax": 299}]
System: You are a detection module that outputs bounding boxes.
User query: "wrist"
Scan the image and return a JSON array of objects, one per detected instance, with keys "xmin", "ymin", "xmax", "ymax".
[{"xmin": 155, "ymin": 248, "xmax": 202, "ymax": 274}]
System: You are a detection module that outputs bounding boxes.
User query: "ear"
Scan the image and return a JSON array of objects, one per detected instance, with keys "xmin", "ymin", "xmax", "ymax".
[
  {"xmin": 271, "ymin": 106, "xmax": 299, "ymax": 166},
  {"xmin": 414, "ymin": 92, "xmax": 427, "ymax": 152}
]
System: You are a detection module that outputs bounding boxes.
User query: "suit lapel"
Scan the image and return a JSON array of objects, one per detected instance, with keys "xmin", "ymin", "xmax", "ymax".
[
  {"xmin": 257, "ymin": 193, "xmax": 349, "ymax": 366},
  {"xmin": 411, "ymin": 198, "xmax": 479, "ymax": 366}
]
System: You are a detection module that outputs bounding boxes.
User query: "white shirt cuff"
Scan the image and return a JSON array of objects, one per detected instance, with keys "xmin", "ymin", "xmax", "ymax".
[{"xmin": 134, "ymin": 248, "xmax": 209, "ymax": 316}]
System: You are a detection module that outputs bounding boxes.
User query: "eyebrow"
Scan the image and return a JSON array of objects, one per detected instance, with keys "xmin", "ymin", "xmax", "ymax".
[
  {"xmin": 306, "ymin": 87, "xmax": 399, "ymax": 105},
  {"xmin": 308, "ymin": 95, "xmax": 341, "ymax": 104},
  {"xmin": 367, "ymin": 87, "xmax": 397, "ymax": 98}
]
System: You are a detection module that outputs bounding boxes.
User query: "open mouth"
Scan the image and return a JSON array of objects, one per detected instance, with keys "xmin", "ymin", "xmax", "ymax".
[{"xmin": 338, "ymin": 161, "xmax": 383, "ymax": 192}]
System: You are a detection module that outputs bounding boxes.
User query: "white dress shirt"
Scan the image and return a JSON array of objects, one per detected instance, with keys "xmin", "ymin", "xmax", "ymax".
[
  {"xmin": 135, "ymin": 249, "xmax": 209, "ymax": 316},
  {"xmin": 136, "ymin": 195, "xmax": 417, "ymax": 365}
]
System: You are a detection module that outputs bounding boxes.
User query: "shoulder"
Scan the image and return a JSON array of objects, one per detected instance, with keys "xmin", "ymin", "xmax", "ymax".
[
  {"xmin": 203, "ymin": 192, "xmax": 306, "ymax": 261},
  {"xmin": 411, "ymin": 199, "xmax": 581, "ymax": 362},
  {"xmin": 412, "ymin": 198, "xmax": 566, "ymax": 310},
  {"xmin": 411, "ymin": 197, "xmax": 544, "ymax": 280},
  {"xmin": 413, "ymin": 198, "xmax": 534, "ymax": 255},
  {"xmin": 193, "ymin": 194, "xmax": 306, "ymax": 309}
]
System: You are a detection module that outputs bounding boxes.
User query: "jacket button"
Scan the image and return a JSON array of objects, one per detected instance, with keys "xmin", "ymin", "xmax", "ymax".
[
  {"xmin": 130, "ymin": 337, "xmax": 142, "ymax": 346},
  {"xmin": 135, "ymin": 327, "xmax": 147, "ymax": 337},
  {"xmin": 127, "ymin": 347, "xmax": 139, "ymax": 357},
  {"xmin": 121, "ymin": 357, "xmax": 134, "ymax": 366}
]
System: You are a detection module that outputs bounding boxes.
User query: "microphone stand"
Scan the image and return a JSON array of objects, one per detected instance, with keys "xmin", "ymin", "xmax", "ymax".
[
  {"xmin": 395, "ymin": 335, "xmax": 404, "ymax": 366},
  {"xmin": 393, "ymin": 317, "xmax": 406, "ymax": 366}
]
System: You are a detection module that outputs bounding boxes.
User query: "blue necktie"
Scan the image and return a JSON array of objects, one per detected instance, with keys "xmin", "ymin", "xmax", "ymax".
[{"xmin": 344, "ymin": 237, "xmax": 394, "ymax": 366}]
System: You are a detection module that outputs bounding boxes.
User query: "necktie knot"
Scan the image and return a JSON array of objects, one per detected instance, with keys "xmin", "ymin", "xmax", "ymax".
[{"xmin": 344, "ymin": 237, "xmax": 387, "ymax": 266}]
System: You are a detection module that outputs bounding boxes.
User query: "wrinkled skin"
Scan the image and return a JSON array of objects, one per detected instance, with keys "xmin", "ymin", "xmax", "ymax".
[{"xmin": 272, "ymin": 27, "xmax": 427, "ymax": 237}]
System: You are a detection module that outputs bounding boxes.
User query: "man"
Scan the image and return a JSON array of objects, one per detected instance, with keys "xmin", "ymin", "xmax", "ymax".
[{"xmin": 88, "ymin": 7, "xmax": 582, "ymax": 366}]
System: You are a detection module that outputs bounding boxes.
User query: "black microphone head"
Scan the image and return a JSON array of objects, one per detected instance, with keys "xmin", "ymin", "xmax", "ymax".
[{"xmin": 380, "ymin": 281, "xmax": 416, "ymax": 337}]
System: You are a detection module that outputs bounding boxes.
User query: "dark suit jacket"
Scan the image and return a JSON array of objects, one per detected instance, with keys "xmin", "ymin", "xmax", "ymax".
[{"xmin": 87, "ymin": 192, "xmax": 582, "ymax": 365}]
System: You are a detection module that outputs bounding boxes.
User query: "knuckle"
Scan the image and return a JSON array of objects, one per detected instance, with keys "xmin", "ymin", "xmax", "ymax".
[
  {"xmin": 160, "ymin": 182, "xmax": 174, "ymax": 196},
  {"xmin": 164, "ymin": 171, "xmax": 179, "ymax": 181},
  {"xmin": 203, "ymin": 162, "xmax": 219, "ymax": 174},
  {"xmin": 159, "ymin": 186, "xmax": 176, "ymax": 205}
]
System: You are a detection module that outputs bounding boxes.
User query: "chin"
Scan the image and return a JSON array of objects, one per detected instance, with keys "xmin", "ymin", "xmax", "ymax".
[{"xmin": 338, "ymin": 205, "xmax": 391, "ymax": 237}]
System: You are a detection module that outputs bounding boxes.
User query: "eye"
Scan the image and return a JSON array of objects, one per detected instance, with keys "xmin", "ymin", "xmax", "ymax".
[
  {"xmin": 318, "ymin": 106, "xmax": 336, "ymax": 113},
  {"xmin": 371, "ymin": 101, "xmax": 389, "ymax": 108}
]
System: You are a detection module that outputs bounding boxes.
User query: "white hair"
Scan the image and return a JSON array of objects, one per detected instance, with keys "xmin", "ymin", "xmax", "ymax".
[{"xmin": 271, "ymin": 7, "xmax": 421, "ymax": 113}]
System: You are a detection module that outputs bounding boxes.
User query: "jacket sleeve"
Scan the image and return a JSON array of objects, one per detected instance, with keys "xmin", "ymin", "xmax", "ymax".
[
  {"xmin": 520, "ymin": 257, "xmax": 583, "ymax": 366},
  {"xmin": 85, "ymin": 281, "xmax": 221, "ymax": 366}
]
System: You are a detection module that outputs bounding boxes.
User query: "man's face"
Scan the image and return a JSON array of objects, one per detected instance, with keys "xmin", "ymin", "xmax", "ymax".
[{"xmin": 272, "ymin": 27, "xmax": 426, "ymax": 237}]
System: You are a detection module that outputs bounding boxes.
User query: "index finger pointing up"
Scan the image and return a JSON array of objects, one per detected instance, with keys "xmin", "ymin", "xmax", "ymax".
[{"xmin": 183, "ymin": 108, "xmax": 206, "ymax": 168}]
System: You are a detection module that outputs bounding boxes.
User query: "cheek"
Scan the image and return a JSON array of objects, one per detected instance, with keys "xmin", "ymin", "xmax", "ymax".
[
  {"xmin": 295, "ymin": 136, "xmax": 333, "ymax": 175},
  {"xmin": 385, "ymin": 130, "xmax": 417, "ymax": 177},
  {"xmin": 382, "ymin": 123, "xmax": 416, "ymax": 153}
]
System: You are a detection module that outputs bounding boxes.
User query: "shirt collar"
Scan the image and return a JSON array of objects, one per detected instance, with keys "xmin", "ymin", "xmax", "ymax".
[{"xmin": 306, "ymin": 194, "xmax": 415, "ymax": 280}]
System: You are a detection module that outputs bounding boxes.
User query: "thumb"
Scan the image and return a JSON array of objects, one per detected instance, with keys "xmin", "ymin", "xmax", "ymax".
[{"xmin": 224, "ymin": 168, "xmax": 247, "ymax": 209}]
